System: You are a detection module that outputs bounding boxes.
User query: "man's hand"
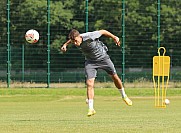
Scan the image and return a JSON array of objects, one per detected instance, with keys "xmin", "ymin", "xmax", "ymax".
[
  {"xmin": 60, "ymin": 39, "xmax": 71, "ymax": 53},
  {"xmin": 61, "ymin": 45, "xmax": 67, "ymax": 52},
  {"xmin": 113, "ymin": 36, "xmax": 121, "ymax": 46}
]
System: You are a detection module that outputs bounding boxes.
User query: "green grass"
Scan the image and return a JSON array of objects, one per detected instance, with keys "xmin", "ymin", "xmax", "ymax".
[{"xmin": 0, "ymin": 88, "xmax": 181, "ymax": 133}]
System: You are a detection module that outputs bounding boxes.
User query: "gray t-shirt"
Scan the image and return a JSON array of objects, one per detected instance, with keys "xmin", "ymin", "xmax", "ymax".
[{"xmin": 78, "ymin": 31, "xmax": 109, "ymax": 61}]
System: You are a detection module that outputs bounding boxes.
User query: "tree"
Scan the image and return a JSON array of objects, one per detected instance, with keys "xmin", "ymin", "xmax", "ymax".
[{"xmin": 0, "ymin": 0, "xmax": 7, "ymax": 46}]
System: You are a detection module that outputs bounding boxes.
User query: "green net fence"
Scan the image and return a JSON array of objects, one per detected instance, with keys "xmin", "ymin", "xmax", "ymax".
[{"xmin": 0, "ymin": 0, "xmax": 180, "ymax": 88}]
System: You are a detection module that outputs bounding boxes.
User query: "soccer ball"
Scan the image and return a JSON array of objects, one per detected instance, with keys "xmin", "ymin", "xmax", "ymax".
[
  {"xmin": 25, "ymin": 29, "xmax": 39, "ymax": 44},
  {"xmin": 86, "ymin": 99, "xmax": 88, "ymax": 104},
  {"xmin": 164, "ymin": 99, "xmax": 170, "ymax": 105}
]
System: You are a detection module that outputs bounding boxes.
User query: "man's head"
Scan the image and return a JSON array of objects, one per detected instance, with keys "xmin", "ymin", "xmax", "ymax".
[{"xmin": 69, "ymin": 29, "xmax": 82, "ymax": 46}]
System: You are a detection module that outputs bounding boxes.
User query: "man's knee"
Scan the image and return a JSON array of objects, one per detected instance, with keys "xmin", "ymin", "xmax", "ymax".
[
  {"xmin": 111, "ymin": 74, "xmax": 120, "ymax": 80},
  {"xmin": 86, "ymin": 78, "xmax": 95, "ymax": 88}
]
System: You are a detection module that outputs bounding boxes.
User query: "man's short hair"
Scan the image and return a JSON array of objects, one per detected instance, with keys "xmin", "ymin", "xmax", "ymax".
[{"xmin": 69, "ymin": 29, "xmax": 80, "ymax": 40}]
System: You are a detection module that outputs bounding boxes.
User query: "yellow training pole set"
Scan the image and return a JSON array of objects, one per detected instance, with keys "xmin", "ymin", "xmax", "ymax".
[{"xmin": 153, "ymin": 47, "xmax": 170, "ymax": 108}]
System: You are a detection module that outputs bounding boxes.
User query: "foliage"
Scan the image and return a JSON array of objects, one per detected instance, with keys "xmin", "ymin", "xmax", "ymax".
[{"xmin": 0, "ymin": 0, "xmax": 180, "ymax": 72}]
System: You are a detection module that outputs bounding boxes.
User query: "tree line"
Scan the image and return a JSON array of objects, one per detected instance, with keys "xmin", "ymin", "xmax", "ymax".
[{"xmin": 0, "ymin": 0, "xmax": 180, "ymax": 71}]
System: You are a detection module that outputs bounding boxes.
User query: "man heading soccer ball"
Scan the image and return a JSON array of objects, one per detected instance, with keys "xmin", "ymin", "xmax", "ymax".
[{"xmin": 61, "ymin": 29, "xmax": 132, "ymax": 117}]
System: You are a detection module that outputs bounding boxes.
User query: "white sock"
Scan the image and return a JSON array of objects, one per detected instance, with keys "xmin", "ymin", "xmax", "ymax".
[
  {"xmin": 88, "ymin": 99, "xmax": 94, "ymax": 110},
  {"xmin": 118, "ymin": 87, "xmax": 127, "ymax": 98}
]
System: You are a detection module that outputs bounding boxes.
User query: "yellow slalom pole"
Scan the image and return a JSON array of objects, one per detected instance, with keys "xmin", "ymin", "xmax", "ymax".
[
  {"xmin": 158, "ymin": 47, "xmax": 166, "ymax": 107},
  {"xmin": 157, "ymin": 48, "xmax": 161, "ymax": 106}
]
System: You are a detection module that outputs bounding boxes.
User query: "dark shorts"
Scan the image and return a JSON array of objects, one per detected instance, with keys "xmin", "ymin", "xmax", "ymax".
[{"xmin": 85, "ymin": 58, "xmax": 117, "ymax": 79}]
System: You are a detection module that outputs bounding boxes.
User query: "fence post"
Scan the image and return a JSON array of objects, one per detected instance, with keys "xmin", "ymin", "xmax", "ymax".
[
  {"xmin": 157, "ymin": 0, "xmax": 161, "ymax": 48},
  {"xmin": 7, "ymin": 0, "xmax": 11, "ymax": 88},
  {"xmin": 85, "ymin": 0, "xmax": 89, "ymax": 32},
  {"xmin": 47, "ymin": 0, "xmax": 51, "ymax": 88},
  {"xmin": 121, "ymin": 0, "xmax": 125, "ymax": 84},
  {"xmin": 22, "ymin": 44, "xmax": 25, "ymax": 84}
]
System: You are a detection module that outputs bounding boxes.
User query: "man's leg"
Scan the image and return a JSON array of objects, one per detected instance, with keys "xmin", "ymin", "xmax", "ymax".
[
  {"xmin": 110, "ymin": 74, "xmax": 132, "ymax": 106},
  {"xmin": 86, "ymin": 78, "xmax": 96, "ymax": 116}
]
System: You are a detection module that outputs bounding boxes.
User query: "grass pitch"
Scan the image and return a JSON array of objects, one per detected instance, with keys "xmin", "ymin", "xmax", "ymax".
[{"xmin": 0, "ymin": 88, "xmax": 181, "ymax": 133}]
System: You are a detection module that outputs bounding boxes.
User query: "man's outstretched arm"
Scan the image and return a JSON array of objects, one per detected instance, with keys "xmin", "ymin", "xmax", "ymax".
[{"xmin": 99, "ymin": 30, "xmax": 120, "ymax": 46}]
